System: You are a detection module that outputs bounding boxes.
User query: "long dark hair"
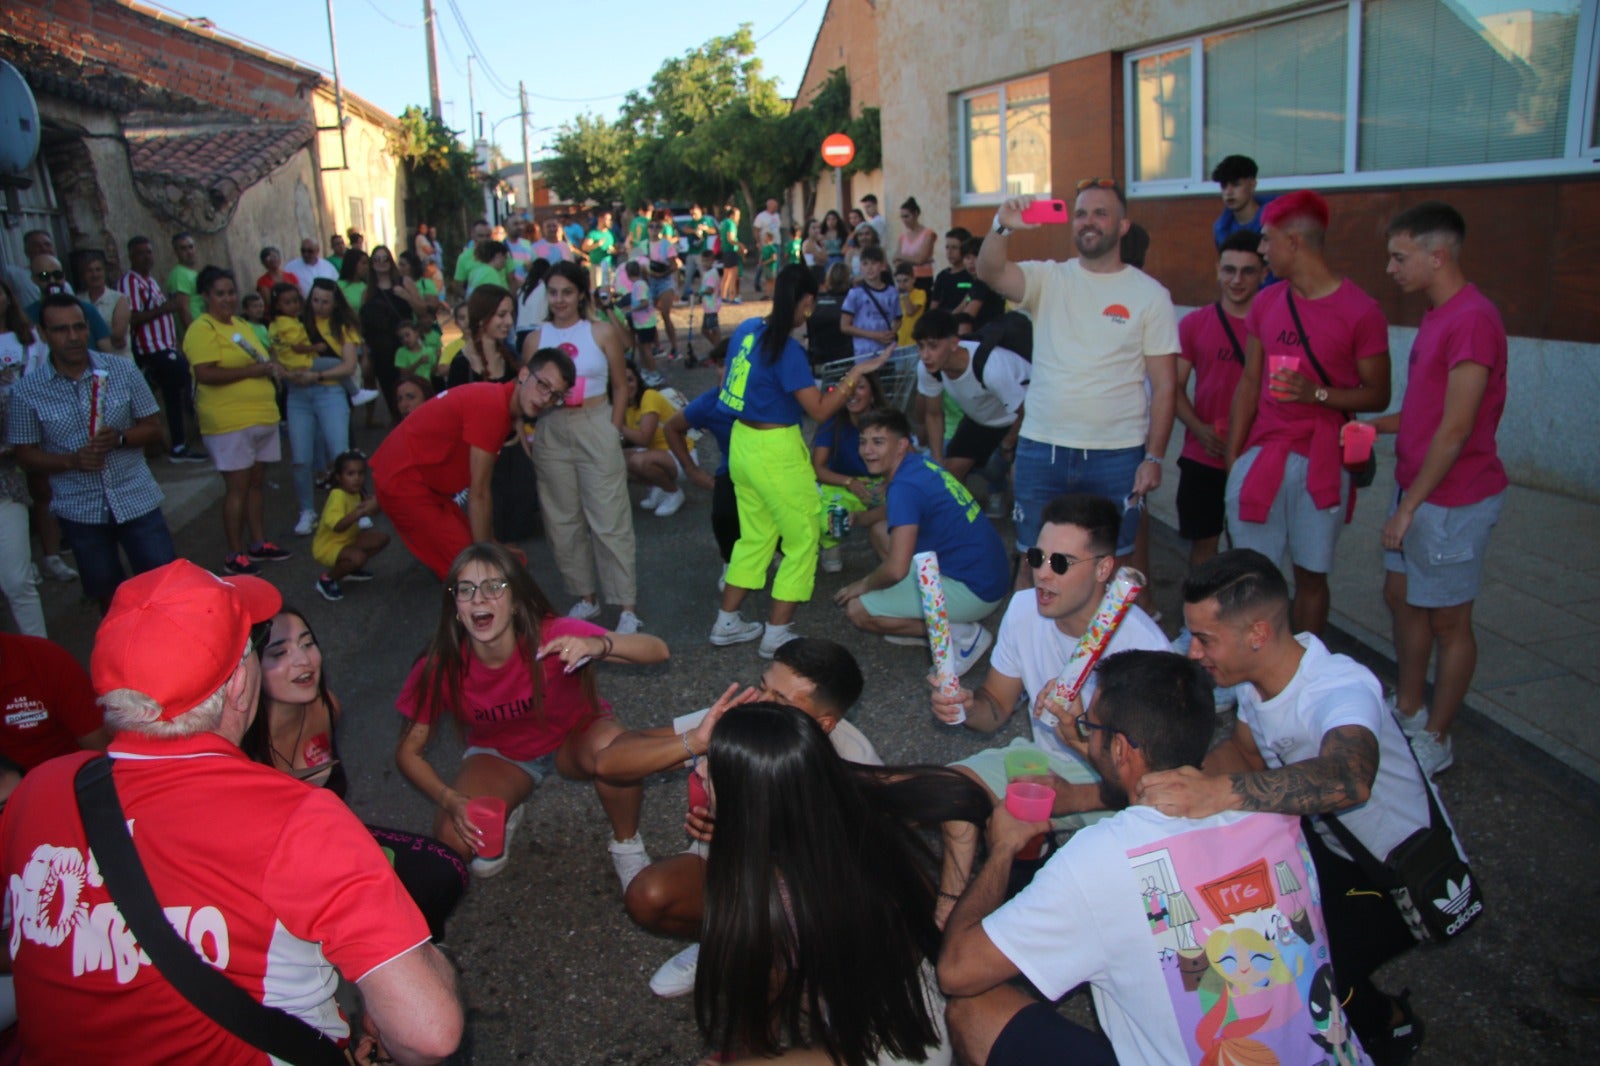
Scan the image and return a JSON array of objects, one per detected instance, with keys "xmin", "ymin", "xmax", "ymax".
[
  {"xmin": 368, "ymin": 244, "xmax": 403, "ymax": 289},
  {"xmin": 695, "ymin": 703, "xmax": 989, "ymax": 1066},
  {"xmin": 545, "ymin": 260, "xmax": 591, "ymax": 320},
  {"xmin": 518, "ymin": 257, "xmax": 551, "ymax": 301},
  {"xmin": 303, "ymin": 278, "xmax": 361, "ymax": 343},
  {"xmin": 338, "ymin": 249, "xmax": 369, "ymax": 285},
  {"xmin": 759, "ymin": 263, "xmax": 818, "ymax": 364},
  {"xmin": 0, "ymin": 278, "xmax": 35, "ymax": 345},
  {"xmin": 242, "ymin": 607, "xmax": 337, "ymax": 771},
  {"xmin": 412, "ymin": 543, "xmax": 597, "ymax": 729}
]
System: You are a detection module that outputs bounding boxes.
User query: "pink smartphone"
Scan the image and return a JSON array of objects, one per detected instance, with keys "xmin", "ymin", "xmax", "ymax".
[{"xmin": 1020, "ymin": 199, "xmax": 1068, "ymax": 225}]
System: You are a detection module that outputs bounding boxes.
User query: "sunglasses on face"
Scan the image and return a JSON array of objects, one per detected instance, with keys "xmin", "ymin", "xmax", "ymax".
[
  {"xmin": 34, "ymin": 269, "xmax": 65, "ymax": 282},
  {"xmin": 1025, "ymin": 548, "xmax": 1107, "ymax": 575}
]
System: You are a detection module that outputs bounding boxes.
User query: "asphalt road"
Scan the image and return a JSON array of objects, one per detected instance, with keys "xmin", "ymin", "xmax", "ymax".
[{"xmin": 35, "ymin": 347, "xmax": 1600, "ymax": 1064}]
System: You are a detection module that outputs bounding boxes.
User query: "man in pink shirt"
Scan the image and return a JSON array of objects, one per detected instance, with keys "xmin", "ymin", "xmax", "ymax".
[
  {"xmin": 1369, "ymin": 202, "xmax": 1507, "ymax": 778},
  {"xmin": 1224, "ymin": 191, "xmax": 1391, "ymax": 637},
  {"xmin": 1175, "ymin": 230, "xmax": 1263, "ymax": 569}
]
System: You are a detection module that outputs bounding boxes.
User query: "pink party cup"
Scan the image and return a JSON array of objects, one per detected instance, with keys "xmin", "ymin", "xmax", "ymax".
[
  {"xmin": 688, "ymin": 770, "xmax": 710, "ymax": 813},
  {"xmin": 1268, "ymin": 354, "xmax": 1301, "ymax": 397},
  {"xmin": 466, "ymin": 796, "xmax": 508, "ymax": 859},
  {"xmin": 1006, "ymin": 781, "xmax": 1055, "ymax": 860},
  {"xmin": 1342, "ymin": 421, "xmax": 1376, "ymax": 466}
]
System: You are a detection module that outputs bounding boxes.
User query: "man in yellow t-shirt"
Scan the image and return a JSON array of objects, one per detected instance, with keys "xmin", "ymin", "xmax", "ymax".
[{"xmin": 181, "ymin": 268, "xmax": 289, "ymax": 576}]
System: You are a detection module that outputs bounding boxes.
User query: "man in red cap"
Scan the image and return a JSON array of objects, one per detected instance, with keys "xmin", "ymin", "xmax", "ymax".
[{"xmin": 0, "ymin": 560, "xmax": 463, "ymax": 1064}]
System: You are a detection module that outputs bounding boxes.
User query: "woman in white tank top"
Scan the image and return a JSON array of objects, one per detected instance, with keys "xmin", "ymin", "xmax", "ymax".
[
  {"xmin": 530, "ymin": 262, "xmax": 641, "ymax": 631},
  {"xmin": 77, "ymin": 252, "xmax": 131, "ymax": 359}
]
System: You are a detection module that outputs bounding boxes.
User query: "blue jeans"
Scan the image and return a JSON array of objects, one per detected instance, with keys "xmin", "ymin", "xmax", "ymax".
[
  {"xmin": 286, "ymin": 384, "xmax": 351, "ymax": 512},
  {"xmin": 1012, "ymin": 439, "xmax": 1144, "ymax": 554},
  {"xmin": 57, "ymin": 507, "xmax": 176, "ymax": 602}
]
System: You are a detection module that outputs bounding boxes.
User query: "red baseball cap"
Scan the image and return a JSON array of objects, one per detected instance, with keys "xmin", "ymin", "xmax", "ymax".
[{"xmin": 91, "ymin": 560, "xmax": 282, "ymax": 721}]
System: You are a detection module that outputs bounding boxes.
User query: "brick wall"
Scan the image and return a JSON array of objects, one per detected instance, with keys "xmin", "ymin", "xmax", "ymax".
[{"xmin": 4, "ymin": 0, "xmax": 315, "ymax": 121}]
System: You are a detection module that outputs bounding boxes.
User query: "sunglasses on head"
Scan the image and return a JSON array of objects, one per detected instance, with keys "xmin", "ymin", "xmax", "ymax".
[
  {"xmin": 1075, "ymin": 177, "xmax": 1119, "ymax": 192},
  {"xmin": 1024, "ymin": 548, "xmax": 1106, "ymax": 576}
]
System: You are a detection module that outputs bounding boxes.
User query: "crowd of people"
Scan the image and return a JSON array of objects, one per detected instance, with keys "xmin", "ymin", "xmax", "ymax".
[{"xmin": 0, "ymin": 160, "xmax": 1526, "ymax": 1064}]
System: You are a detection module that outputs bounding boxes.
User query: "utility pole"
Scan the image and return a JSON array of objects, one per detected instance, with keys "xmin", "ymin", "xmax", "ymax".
[
  {"xmin": 422, "ymin": 0, "xmax": 441, "ymax": 121},
  {"xmin": 466, "ymin": 54, "xmax": 476, "ymax": 139},
  {"xmin": 519, "ymin": 81, "xmax": 532, "ymax": 222},
  {"xmin": 321, "ymin": 0, "xmax": 349, "ymax": 172}
]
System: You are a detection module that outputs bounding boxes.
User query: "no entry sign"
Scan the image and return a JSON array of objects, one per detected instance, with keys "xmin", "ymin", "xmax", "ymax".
[{"xmin": 821, "ymin": 132, "xmax": 855, "ymax": 168}]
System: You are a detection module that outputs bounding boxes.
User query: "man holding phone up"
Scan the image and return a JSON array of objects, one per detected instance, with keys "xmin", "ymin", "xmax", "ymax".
[{"xmin": 976, "ymin": 181, "xmax": 1178, "ymax": 588}]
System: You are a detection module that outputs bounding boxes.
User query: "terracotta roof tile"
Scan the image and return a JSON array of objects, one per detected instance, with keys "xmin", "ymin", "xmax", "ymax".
[{"xmin": 125, "ymin": 121, "xmax": 313, "ymax": 195}]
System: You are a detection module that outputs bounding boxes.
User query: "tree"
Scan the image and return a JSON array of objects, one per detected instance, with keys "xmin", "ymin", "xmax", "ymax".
[
  {"xmin": 619, "ymin": 26, "xmax": 781, "ymax": 139},
  {"xmin": 389, "ymin": 106, "xmax": 477, "ymax": 248},
  {"xmin": 543, "ymin": 112, "xmax": 634, "ymax": 207},
  {"xmin": 783, "ymin": 69, "xmax": 883, "ymax": 222}
]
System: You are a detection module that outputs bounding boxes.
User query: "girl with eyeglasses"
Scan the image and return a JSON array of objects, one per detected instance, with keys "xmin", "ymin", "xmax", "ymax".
[{"xmin": 394, "ymin": 543, "xmax": 669, "ymax": 884}]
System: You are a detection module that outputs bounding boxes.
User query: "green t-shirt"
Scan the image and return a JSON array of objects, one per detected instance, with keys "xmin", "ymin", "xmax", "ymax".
[
  {"xmin": 465, "ymin": 260, "xmax": 509, "ymax": 294},
  {"xmin": 685, "ymin": 217, "xmax": 710, "ymax": 253},
  {"xmin": 338, "ymin": 280, "xmax": 367, "ymax": 309},
  {"xmin": 395, "ymin": 343, "xmax": 436, "ymax": 376},
  {"xmin": 167, "ymin": 264, "xmax": 202, "ymax": 323},
  {"xmin": 718, "ymin": 218, "xmax": 740, "ymax": 254},
  {"xmin": 585, "ymin": 228, "xmax": 615, "ymax": 266},
  {"xmin": 416, "ymin": 277, "xmax": 439, "ymax": 302},
  {"xmin": 327, "ymin": 254, "xmax": 345, "ymax": 273},
  {"xmin": 785, "ymin": 238, "xmax": 802, "ymax": 264},
  {"xmin": 759, "ymin": 243, "xmax": 779, "ymax": 267},
  {"xmin": 627, "ymin": 216, "xmax": 650, "ymax": 254},
  {"xmin": 453, "ymin": 241, "xmax": 477, "ymax": 282}
]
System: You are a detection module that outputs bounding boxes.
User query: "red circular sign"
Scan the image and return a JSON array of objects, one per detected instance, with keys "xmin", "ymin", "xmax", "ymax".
[{"xmin": 821, "ymin": 132, "xmax": 855, "ymax": 168}]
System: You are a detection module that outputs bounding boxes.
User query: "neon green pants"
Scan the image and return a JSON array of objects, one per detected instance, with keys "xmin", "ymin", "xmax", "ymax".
[{"xmin": 727, "ymin": 421, "xmax": 820, "ymax": 602}]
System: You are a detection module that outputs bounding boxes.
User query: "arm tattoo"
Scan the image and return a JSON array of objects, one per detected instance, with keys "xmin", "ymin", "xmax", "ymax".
[{"xmin": 1228, "ymin": 725, "xmax": 1379, "ymax": 815}]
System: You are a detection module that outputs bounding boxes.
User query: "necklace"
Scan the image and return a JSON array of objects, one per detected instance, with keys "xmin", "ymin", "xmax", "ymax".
[{"xmin": 269, "ymin": 705, "xmax": 309, "ymax": 769}]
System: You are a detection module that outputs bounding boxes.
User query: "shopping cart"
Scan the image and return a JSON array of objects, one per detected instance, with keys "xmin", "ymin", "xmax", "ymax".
[{"xmin": 814, "ymin": 345, "xmax": 921, "ymax": 414}]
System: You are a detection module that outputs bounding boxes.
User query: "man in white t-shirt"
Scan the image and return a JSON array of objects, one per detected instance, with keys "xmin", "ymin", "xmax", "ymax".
[
  {"xmin": 596, "ymin": 638, "xmax": 883, "ymax": 999},
  {"xmin": 976, "ymin": 181, "xmax": 1178, "ymax": 578},
  {"xmin": 913, "ymin": 308, "xmax": 1028, "ymax": 482},
  {"xmin": 929, "ymin": 494, "xmax": 1169, "ymax": 917},
  {"xmin": 753, "ymin": 198, "xmax": 783, "ymax": 252},
  {"xmin": 941, "ymin": 650, "xmax": 1372, "ymax": 1066},
  {"xmin": 1141, "ymin": 548, "xmax": 1446, "ymax": 1063},
  {"xmin": 293, "ymin": 237, "xmax": 339, "ymax": 297},
  {"xmin": 860, "ymin": 194, "xmax": 887, "ymax": 244}
]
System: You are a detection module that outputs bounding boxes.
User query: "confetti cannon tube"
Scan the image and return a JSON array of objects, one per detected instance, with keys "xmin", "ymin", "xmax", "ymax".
[
  {"xmin": 1037, "ymin": 567, "xmax": 1146, "ymax": 728},
  {"xmin": 87, "ymin": 369, "xmax": 108, "ymax": 438},
  {"xmin": 915, "ymin": 551, "xmax": 965, "ymax": 721}
]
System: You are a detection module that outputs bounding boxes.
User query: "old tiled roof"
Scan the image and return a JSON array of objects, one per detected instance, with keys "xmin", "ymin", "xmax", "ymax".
[{"xmin": 123, "ymin": 121, "xmax": 314, "ymax": 232}]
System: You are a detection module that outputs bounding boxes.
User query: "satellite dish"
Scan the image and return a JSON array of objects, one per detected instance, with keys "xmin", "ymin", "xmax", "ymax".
[{"xmin": 0, "ymin": 61, "xmax": 42, "ymax": 178}]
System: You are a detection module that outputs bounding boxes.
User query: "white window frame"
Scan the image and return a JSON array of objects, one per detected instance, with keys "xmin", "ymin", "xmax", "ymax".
[
  {"xmin": 955, "ymin": 74, "xmax": 1052, "ymax": 206},
  {"xmin": 1124, "ymin": 0, "xmax": 1600, "ymax": 197}
]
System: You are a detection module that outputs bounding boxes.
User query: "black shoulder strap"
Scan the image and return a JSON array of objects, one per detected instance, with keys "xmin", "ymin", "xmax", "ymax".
[
  {"xmin": 1283, "ymin": 290, "xmax": 1331, "ymax": 386},
  {"xmin": 74, "ymin": 757, "xmax": 349, "ymax": 1066},
  {"xmin": 1214, "ymin": 302, "xmax": 1245, "ymax": 366}
]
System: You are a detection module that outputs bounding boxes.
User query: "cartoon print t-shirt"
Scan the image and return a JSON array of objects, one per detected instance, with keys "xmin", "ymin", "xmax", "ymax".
[{"xmin": 984, "ymin": 805, "xmax": 1372, "ymax": 1065}]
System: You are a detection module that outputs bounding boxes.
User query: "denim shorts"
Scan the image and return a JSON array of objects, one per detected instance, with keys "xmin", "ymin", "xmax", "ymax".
[
  {"xmin": 462, "ymin": 746, "xmax": 557, "ymax": 784},
  {"xmin": 1012, "ymin": 439, "xmax": 1144, "ymax": 554},
  {"xmin": 1383, "ymin": 489, "xmax": 1503, "ymax": 608}
]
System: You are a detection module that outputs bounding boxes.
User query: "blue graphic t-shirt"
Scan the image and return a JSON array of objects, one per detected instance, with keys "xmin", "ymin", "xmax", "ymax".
[
  {"xmin": 884, "ymin": 455, "xmax": 1009, "ymax": 602},
  {"xmin": 682, "ymin": 389, "xmax": 736, "ymax": 476},
  {"xmin": 715, "ymin": 317, "xmax": 813, "ymax": 426}
]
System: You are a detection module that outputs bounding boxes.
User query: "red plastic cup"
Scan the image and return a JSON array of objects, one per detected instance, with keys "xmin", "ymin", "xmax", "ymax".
[
  {"xmin": 688, "ymin": 770, "xmax": 709, "ymax": 813},
  {"xmin": 1342, "ymin": 421, "xmax": 1376, "ymax": 466},
  {"xmin": 1006, "ymin": 781, "xmax": 1055, "ymax": 860},
  {"xmin": 465, "ymin": 796, "xmax": 508, "ymax": 859}
]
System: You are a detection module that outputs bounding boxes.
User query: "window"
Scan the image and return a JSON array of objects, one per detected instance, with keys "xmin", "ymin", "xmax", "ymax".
[
  {"xmin": 1125, "ymin": 0, "xmax": 1600, "ymax": 193},
  {"xmin": 958, "ymin": 75, "xmax": 1052, "ymax": 201}
]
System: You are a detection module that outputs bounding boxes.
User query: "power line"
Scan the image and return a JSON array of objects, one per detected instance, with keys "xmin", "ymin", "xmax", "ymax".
[
  {"xmin": 442, "ymin": 0, "xmax": 517, "ymax": 99},
  {"xmin": 359, "ymin": 0, "xmax": 420, "ymax": 30},
  {"xmin": 754, "ymin": 0, "xmax": 810, "ymax": 44},
  {"xmin": 434, "ymin": 14, "xmax": 466, "ymax": 78}
]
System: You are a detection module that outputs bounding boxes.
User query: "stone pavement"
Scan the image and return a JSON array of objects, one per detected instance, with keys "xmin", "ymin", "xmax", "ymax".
[{"xmin": 1145, "ymin": 434, "xmax": 1600, "ymax": 790}]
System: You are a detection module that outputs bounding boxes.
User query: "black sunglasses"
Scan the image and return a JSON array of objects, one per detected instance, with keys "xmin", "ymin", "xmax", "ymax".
[
  {"xmin": 1025, "ymin": 548, "xmax": 1106, "ymax": 576},
  {"xmin": 34, "ymin": 269, "xmax": 65, "ymax": 282},
  {"xmin": 1075, "ymin": 711, "xmax": 1138, "ymax": 748}
]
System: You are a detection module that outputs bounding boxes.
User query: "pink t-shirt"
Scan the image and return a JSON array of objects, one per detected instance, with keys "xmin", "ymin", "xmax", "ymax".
[
  {"xmin": 1243, "ymin": 279, "xmax": 1388, "ymax": 456},
  {"xmin": 1177, "ymin": 303, "xmax": 1248, "ymax": 469},
  {"xmin": 1394, "ymin": 283, "xmax": 1507, "ymax": 506},
  {"xmin": 395, "ymin": 617, "xmax": 611, "ymax": 760}
]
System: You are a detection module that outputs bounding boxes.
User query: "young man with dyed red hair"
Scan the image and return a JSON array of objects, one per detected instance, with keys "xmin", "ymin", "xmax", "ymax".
[{"xmin": 1223, "ymin": 190, "xmax": 1391, "ymax": 637}]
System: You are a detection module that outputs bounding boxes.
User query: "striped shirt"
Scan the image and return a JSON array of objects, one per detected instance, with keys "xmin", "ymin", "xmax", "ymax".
[
  {"xmin": 117, "ymin": 270, "xmax": 178, "ymax": 355},
  {"xmin": 5, "ymin": 353, "xmax": 164, "ymax": 524}
]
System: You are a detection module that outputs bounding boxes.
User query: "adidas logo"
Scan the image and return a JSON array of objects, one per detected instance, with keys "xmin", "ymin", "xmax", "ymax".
[{"xmin": 1434, "ymin": 875, "xmax": 1473, "ymax": 915}]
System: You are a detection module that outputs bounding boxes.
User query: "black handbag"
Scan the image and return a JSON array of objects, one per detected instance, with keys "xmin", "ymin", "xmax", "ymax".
[
  {"xmin": 1318, "ymin": 766, "xmax": 1484, "ymax": 945},
  {"xmin": 74, "ymin": 756, "xmax": 352, "ymax": 1065},
  {"xmin": 1284, "ymin": 291, "xmax": 1377, "ymax": 488}
]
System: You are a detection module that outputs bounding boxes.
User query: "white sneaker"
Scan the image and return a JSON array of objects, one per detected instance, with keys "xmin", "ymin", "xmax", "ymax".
[
  {"xmin": 758, "ymin": 624, "xmax": 798, "ymax": 660},
  {"xmin": 654, "ymin": 489, "xmax": 685, "ymax": 517},
  {"xmin": 616, "ymin": 610, "xmax": 643, "ymax": 635},
  {"xmin": 641, "ymin": 369, "xmax": 666, "ymax": 388},
  {"xmin": 950, "ymin": 622, "xmax": 994, "ymax": 677},
  {"xmin": 1386, "ymin": 693, "xmax": 1430, "ymax": 739},
  {"xmin": 350, "ymin": 387, "xmax": 382, "ymax": 407},
  {"xmin": 41, "ymin": 554, "xmax": 77, "ymax": 582},
  {"xmin": 649, "ymin": 943, "xmax": 700, "ymax": 998},
  {"xmin": 1409, "ymin": 730, "xmax": 1455, "ymax": 777},
  {"xmin": 608, "ymin": 834, "xmax": 651, "ymax": 892},
  {"xmin": 709, "ymin": 614, "xmax": 763, "ymax": 646},
  {"xmin": 28, "ymin": 563, "xmax": 42, "ymax": 585},
  {"xmin": 567, "ymin": 599, "xmax": 602, "ymax": 621},
  {"xmin": 640, "ymin": 487, "xmax": 664, "ymax": 511},
  {"xmin": 469, "ymin": 804, "xmax": 525, "ymax": 879},
  {"xmin": 820, "ymin": 545, "xmax": 843, "ymax": 573},
  {"xmin": 883, "ymin": 633, "xmax": 925, "ymax": 646},
  {"xmin": 293, "ymin": 509, "xmax": 317, "ymax": 536}
]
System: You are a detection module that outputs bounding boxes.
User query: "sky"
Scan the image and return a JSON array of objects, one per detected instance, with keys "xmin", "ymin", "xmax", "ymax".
[{"xmin": 160, "ymin": 0, "xmax": 827, "ymax": 157}]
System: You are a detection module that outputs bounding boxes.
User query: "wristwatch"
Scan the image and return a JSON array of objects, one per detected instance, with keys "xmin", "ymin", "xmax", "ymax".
[
  {"xmin": 116, "ymin": 430, "xmax": 126, "ymax": 449},
  {"xmin": 1143, "ymin": 454, "xmax": 1162, "ymax": 465},
  {"xmin": 991, "ymin": 211, "xmax": 1011, "ymax": 237},
  {"xmin": 1314, "ymin": 387, "xmax": 1329, "ymax": 404}
]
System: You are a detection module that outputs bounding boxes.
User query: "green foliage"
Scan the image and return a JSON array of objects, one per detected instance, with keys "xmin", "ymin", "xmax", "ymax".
[
  {"xmin": 389, "ymin": 106, "xmax": 476, "ymax": 246},
  {"xmin": 543, "ymin": 112, "xmax": 635, "ymax": 207},
  {"xmin": 620, "ymin": 26, "xmax": 781, "ymax": 139}
]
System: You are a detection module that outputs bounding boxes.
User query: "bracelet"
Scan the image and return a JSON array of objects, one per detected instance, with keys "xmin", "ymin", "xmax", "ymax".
[
  {"xmin": 937, "ymin": 891, "xmax": 961, "ymax": 902},
  {"xmin": 680, "ymin": 731, "xmax": 697, "ymax": 760},
  {"xmin": 991, "ymin": 211, "xmax": 1011, "ymax": 237},
  {"xmin": 840, "ymin": 376, "xmax": 856, "ymax": 393},
  {"xmin": 600, "ymin": 634, "xmax": 614, "ymax": 658},
  {"xmin": 1142, "ymin": 454, "xmax": 1162, "ymax": 465}
]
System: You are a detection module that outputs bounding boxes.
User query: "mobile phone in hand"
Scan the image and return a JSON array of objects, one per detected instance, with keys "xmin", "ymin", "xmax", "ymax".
[{"xmin": 1020, "ymin": 199, "xmax": 1068, "ymax": 225}]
